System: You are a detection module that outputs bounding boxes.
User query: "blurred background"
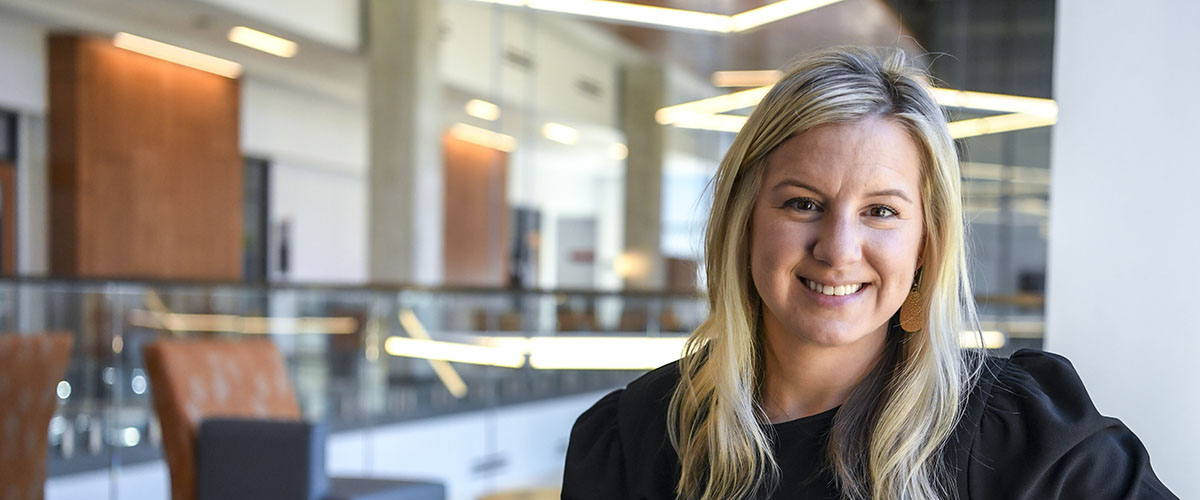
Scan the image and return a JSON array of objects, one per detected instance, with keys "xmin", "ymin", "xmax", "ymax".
[{"xmin": 0, "ymin": 0, "xmax": 1194, "ymax": 499}]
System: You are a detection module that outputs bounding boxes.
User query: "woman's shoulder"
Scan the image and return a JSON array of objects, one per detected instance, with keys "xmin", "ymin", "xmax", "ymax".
[
  {"xmin": 562, "ymin": 362, "xmax": 682, "ymax": 499},
  {"xmin": 957, "ymin": 349, "xmax": 1177, "ymax": 499}
]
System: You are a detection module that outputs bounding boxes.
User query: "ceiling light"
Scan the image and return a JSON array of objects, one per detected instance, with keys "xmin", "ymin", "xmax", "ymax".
[
  {"xmin": 729, "ymin": 0, "xmax": 846, "ymax": 31},
  {"xmin": 525, "ymin": 337, "xmax": 687, "ymax": 370},
  {"xmin": 398, "ymin": 310, "xmax": 469, "ymax": 398},
  {"xmin": 948, "ymin": 113, "xmax": 1057, "ymax": 139},
  {"xmin": 960, "ymin": 330, "xmax": 1006, "ymax": 349},
  {"xmin": 384, "ymin": 337, "xmax": 527, "ymax": 368},
  {"xmin": 609, "ymin": 143, "xmax": 628, "ymax": 160},
  {"xmin": 711, "ymin": 70, "xmax": 782, "ymax": 87},
  {"xmin": 227, "ymin": 26, "xmax": 298, "ymax": 58},
  {"xmin": 670, "ymin": 114, "xmax": 747, "ymax": 133},
  {"xmin": 930, "ymin": 88, "xmax": 1058, "ymax": 118},
  {"xmin": 449, "ymin": 123, "xmax": 517, "ymax": 152},
  {"xmin": 113, "ymin": 32, "xmax": 242, "ymax": 78},
  {"xmin": 470, "ymin": 0, "xmax": 846, "ymax": 33},
  {"xmin": 465, "ymin": 99, "xmax": 501, "ymax": 121},
  {"xmin": 655, "ymin": 86, "xmax": 771, "ymax": 125},
  {"xmin": 541, "ymin": 122, "xmax": 580, "ymax": 145},
  {"xmin": 525, "ymin": 0, "xmax": 732, "ymax": 32}
]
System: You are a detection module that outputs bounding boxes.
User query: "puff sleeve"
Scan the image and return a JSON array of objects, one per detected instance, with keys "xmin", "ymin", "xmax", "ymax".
[
  {"xmin": 968, "ymin": 350, "xmax": 1177, "ymax": 499},
  {"xmin": 563, "ymin": 389, "xmax": 627, "ymax": 500}
]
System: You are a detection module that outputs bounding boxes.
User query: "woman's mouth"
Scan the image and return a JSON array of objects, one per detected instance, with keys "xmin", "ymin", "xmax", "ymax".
[{"xmin": 799, "ymin": 277, "xmax": 867, "ymax": 297}]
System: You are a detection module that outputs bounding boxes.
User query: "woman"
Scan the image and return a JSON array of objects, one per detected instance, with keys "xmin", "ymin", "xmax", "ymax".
[{"xmin": 562, "ymin": 47, "xmax": 1176, "ymax": 500}]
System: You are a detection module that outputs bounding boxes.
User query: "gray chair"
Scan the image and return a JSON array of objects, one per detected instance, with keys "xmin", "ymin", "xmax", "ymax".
[{"xmin": 197, "ymin": 419, "xmax": 445, "ymax": 500}]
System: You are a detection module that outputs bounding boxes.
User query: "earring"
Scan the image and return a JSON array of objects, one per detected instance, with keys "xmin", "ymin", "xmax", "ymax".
[{"xmin": 899, "ymin": 269, "xmax": 924, "ymax": 333}]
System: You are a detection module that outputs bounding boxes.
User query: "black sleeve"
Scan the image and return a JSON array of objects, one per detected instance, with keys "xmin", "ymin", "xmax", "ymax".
[
  {"xmin": 969, "ymin": 350, "xmax": 1178, "ymax": 499},
  {"xmin": 563, "ymin": 389, "xmax": 627, "ymax": 500}
]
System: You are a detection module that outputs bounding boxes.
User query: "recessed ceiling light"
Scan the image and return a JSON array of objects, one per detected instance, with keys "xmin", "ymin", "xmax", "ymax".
[
  {"xmin": 112, "ymin": 32, "xmax": 242, "ymax": 78},
  {"xmin": 469, "ymin": 0, "xmax": 846, "ymax": 33},
  {"xmin": 227, "ymin": 26, "xmax": 298, "ymax": 58},
  {"xmin": 465, "ymin": 99, "xmax": 501, "ymax": 121},
  {"xmin": 542, "ymin": 122, "xmax": 580, "ymax": 145},
  {"xmin": 449, "ymin": 123, "xmax": 517, "ymax": 152}
]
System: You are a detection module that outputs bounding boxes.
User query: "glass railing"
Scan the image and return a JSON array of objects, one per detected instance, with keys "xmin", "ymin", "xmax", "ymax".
[
  {"xmin": 0, "ymin": 277, "xmax": 1040, "ymax": 498},
  {"xmin": 0, "ymin": 278, "xmax": 704, "ymax": 481}
]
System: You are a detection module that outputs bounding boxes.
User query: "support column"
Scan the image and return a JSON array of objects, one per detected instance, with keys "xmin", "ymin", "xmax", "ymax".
[
  {"xmin": 619, "ymin": 63, "xmax": 666, "ymax": 290},
  {"xmin": 366, "ymin": 0, "xmax": 443, "ymax": 285},
  {"xmin": 1046, "ymin": 0, "xmax": 1199, "ymax": 496}
]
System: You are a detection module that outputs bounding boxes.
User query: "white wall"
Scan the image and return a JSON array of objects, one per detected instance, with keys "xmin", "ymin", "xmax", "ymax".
[
  {"xmin": 241, "ymin": 78, "xmax": 369, "ymax": 283},
  {"xmin": 0, "ymin": 14, "xmax": 45, "ymax": 113},
  {"xmin": 47, "ymin": 390, "xmax": 609, "ymax": 500},
  {"xmin": 329, "ymin": 391, "xmax": 606, "ymax": 500},
  {"xmin": 1046, "ymin": 0, "xmax": 1200, "ymax": 497},
  {"xmin": 190, "ymin": 0, "xmax": 360, "ymax": 51}
]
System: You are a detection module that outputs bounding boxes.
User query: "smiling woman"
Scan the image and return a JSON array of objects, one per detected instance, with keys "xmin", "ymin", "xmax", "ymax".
[{"xmin": 561, "ymin": 47, "xmax": 1178, "ymax": 500}]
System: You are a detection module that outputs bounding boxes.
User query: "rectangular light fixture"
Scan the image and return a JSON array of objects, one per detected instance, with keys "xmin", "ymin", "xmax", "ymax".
[
  {"xmin": 449, "ymin": 122, "xmax": 517, "ymax": 152},
  {"xmin": 384, "ymin": 336, "xmax": 527, "ymax": 368},
  {"xmin": 711, "ymin": 70, "xmax": 783, "ymax": 87},
  {"xmin": 228, "ymin": 26, "xmax": 298, "ymax": 58},
  {"xmin": 398, "ymin": 310, "xmax": 469, "ymax": 398},
  {"xmin": 948, "ymin": 112, "xmax": 1057, "ymax": 139},
  {"xmin": 525, "ymin": 0, "xmax": 733, "ymax": 32},
  {"xmin": 471, "ymin": 0, "xmax": 846, "ymax": 33},
  {"xmin": 382, "ymin": 329, "xmax": 1006, "ymax": 370},
  {"xmin": 525, "ymin": 337, "xmax": 687, "ymax": 370},
  {"xmin": 729, "ymin": 0, "xmax": 846, "ymax": 31},
  {"xmin": 959, "ymin": 330, "xmax": 1007, "ymax": 349},
  {"xmin": 113, "ymin": 32, "xmax": 242, "ymax": 78},
  {"xmin": 655, "ymin": 86, "xmax": 771, "ymax": 125},
  {"xmin": 465, "ymin": 99, "xmax": 501, "ymax": 121},
  {"xmin": 541, "ymin": 122, "xmax": 580, "ymax": 145},
  {"xmin": 669, "ymin": 113, "xmax": 748, "ymax": 133},
  {"xmin": 929, "ymin": 88, "xmax": 1058, "ymax": 118}
]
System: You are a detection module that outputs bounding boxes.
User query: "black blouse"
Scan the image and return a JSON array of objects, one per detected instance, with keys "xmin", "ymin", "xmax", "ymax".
[{"xmin": 562, "ymin": 349, "xmax": 1177, "ymax": 499}]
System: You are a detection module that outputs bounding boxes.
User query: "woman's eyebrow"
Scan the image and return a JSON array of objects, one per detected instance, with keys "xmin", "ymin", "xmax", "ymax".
[
  {"xmin": 775, "ymin": 179, "xmax": 913, "ymax": 204},
  {"xmin": 867, "ymin": 189, "xmax": 913, "ymax": 204},
  {"xmin": 775, "ymin": 178, "xmax": 826, "ymax": 197}
]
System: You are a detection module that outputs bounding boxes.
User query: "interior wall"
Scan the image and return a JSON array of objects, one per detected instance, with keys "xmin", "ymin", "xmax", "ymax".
[
  {"xmin": 241, "ymin": 77, "xmax": 367, "ymax": 283},
  {"xmin": 442, "ymin": 134, "xmax": 508, "ymax": 287},
  {"xmin": 1047, "ymin": 0, "xmax": 1200, "ymax": 496},
  {"xmin": 48, "ymin": 35, "xmax": 242, "ymax": 280},
  {"xmin": 0, "ymin": 14, "xmax": 45, "ymax": 113}
]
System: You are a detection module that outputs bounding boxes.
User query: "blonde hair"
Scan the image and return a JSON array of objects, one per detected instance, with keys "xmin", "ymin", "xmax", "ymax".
[{"xmin": 667, "ymin": 47, "xmax": 986, "ymax": 500}]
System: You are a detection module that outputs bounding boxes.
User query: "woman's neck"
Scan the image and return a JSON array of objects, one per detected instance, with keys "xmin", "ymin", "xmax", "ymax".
[{"xmin": 759, "ymin": 318, "xmax": 889, "ymax": 423}]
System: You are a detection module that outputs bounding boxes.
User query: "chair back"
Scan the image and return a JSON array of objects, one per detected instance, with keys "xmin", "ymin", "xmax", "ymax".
[
  {"xmin": 0, "ymin": 333, "xmax": 73, "ymax": 500},
  {"xmin": 143, "ymin": 338, "xmax": 301, "ymax": 500}
]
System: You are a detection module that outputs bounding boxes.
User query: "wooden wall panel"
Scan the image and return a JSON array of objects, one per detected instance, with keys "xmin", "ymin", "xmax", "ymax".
[
  {"xmin": 49, "ymin": 35, "xmax": 242, "ymax": 280},
  {"xmin": 443, "ymin": 135, "xmax": 509, "ymax": 286}
]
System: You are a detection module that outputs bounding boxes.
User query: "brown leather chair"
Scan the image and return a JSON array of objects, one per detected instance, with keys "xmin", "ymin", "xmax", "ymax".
[
  {"xmin": 143, "ymin": 338, "xmax": 300, "ymax": 500},
  {"xmin": 0, "ymin": 333, "xmax": 73, "ymax": 500},
  {"xmin": 143, "ymin": 338, "xmax": 444, "ymax": 500}
]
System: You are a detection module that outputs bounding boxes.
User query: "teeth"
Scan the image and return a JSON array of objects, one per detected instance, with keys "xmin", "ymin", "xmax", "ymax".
[{"xmin": 804, "ymin": 279, "xmax": 863, "ymax": 296}]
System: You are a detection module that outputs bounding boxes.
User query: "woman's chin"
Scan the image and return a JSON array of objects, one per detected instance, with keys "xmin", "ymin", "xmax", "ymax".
[{"xmin": 786, "ymin": 322, "xmax": 887, "ymax": 349}]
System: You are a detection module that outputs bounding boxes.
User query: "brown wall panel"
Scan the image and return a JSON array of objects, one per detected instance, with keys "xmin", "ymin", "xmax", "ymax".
[
  {"xmin": 443, "ymin": 135, "xmax": 509, "ymax": 286},
  {"xmin": 49, "ymin": 35, "xmax": 242, "ymax": 280}
]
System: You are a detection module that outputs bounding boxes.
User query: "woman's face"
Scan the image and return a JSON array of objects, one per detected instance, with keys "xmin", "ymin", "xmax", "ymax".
[{"xmin": 750, "ymin": 117, "xmax": 925, "ymax": 349}]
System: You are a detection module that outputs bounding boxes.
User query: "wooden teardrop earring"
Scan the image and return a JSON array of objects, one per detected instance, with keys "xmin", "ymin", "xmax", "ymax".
[{"xmin": 899, "ymin": 268, "xmax": 924, "ymax": 333}]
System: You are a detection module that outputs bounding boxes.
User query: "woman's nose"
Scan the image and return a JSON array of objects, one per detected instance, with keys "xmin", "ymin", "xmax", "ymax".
[{"xmin": 810, "ymin": 213, "xmax": 863, "ymax": 268}]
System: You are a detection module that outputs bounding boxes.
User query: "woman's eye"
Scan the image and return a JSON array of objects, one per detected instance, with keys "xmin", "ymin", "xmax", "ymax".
[
  {"xmin": 868, "ymin": 205, "xmax": 899, "ymax": 218},
  {"xmin": 784, "ymin": 198, "xmax": 820, "ymax": 212}
]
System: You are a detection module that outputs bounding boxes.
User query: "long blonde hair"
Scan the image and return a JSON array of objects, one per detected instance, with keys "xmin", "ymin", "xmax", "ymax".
[{"xmin": 667, "ymin": 47, "xmax": 985, "ymax": 500}]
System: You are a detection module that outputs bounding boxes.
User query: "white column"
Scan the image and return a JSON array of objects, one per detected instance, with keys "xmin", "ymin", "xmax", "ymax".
[
  {"xmin": 620, "ymin": 63, "xmax": 666, "ymax": 290},
  {"xmin": 366, "ymin": 0, "xmax": 443, "ymax": 285},
  {"xmin": 1046, "ymin": 1, "xmax": 1200, "ymax": 496}
]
